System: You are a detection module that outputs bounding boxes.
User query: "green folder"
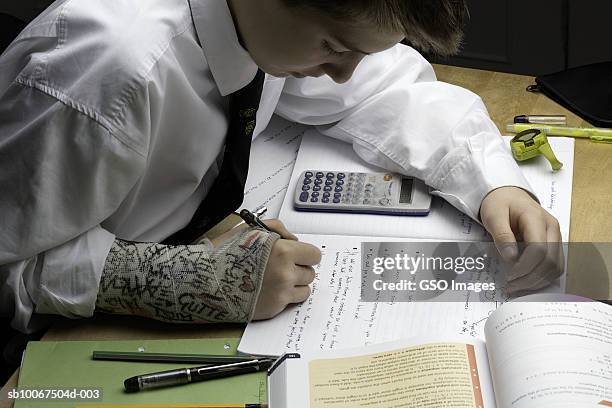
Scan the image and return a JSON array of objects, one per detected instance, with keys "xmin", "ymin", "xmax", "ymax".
[{"xmin": 14, "ymin": 338, "xmax": 266, "ymax": 408}]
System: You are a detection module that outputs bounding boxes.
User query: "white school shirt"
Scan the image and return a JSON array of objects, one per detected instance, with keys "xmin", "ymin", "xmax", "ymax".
[{"xmin": 0, "ymin": 0, "xmax": 533, "ymax": 332}]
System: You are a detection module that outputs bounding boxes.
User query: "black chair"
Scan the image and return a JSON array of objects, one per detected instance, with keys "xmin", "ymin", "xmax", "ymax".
[{"xmin": 0, "ymin": 13, "xmax": 26, "ymax": 54}]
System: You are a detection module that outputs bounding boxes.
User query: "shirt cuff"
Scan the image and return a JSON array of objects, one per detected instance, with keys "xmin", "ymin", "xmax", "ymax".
[
  {"xmin": 36, "ymin": 226, "xmax": 116, "ymax": 318},
  {"xmin": 428, "ymin": 131, "xmax": 537, "ymax": 222}
]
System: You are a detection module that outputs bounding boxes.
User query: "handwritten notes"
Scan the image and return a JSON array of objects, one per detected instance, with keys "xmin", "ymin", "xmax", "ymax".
[
  {"xmin": 239, "ymin": 234, "xmax": 504, "ymax": 356},
  {"xmin": 243, "ymin": 116, "xmax": 308, "ymax": 218}
]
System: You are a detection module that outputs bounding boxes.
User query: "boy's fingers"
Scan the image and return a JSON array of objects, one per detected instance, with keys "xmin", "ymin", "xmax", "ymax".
[
  {"xmin": 290, "ymin": 286, "xmax": 311, "ymax": 304},
  {"xmin": 546, "ymin": 216, "xmax": 563, "ymax": 243},
  {"xmin": 482, "ymin": 208, "xmax": 518, "ymax": 261},
  {"xmin": 507, "ymin": 244, "xmax": 537, "ymax": 281},
  {"xmin": 507, "ymin": 229, "xmax": 563, "ymax": 287},
  {"xmin": 263, "ymin": 219, "xmax": 298, "ymax": 240},
  {"xmin": 518, "ymin": 213, "xmax": 547, "ymax": 243},
  {"xmin": 507, "ymin": 214, "xmax": 561, "ymax": 282},
  {"xmin": 294, "ymin": 265, "xmax": 316, "ymax": 285},
  {"xmin": 289, "ymin": 241, "xmax": 322, "ymax": 266}
]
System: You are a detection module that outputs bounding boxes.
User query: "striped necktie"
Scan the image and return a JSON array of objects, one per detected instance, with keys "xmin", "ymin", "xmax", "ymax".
[{"xmin": 164, "ymin": 70, "xmax": 265, "ymax": 244}]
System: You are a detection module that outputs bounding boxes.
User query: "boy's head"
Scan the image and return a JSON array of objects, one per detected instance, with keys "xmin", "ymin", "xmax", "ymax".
[
  {"xmin": 284, "ymin": 0, "xmax": 468, "ymax": 56},
  {"xmin": 228, "ymin": 0, "xmax": 467, "ymax": 84}
]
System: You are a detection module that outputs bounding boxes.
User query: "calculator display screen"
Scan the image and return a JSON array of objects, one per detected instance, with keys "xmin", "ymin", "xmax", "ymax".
[{"xmin": 399, "ymin": 178, "xmax": 413, "ymax": 203}]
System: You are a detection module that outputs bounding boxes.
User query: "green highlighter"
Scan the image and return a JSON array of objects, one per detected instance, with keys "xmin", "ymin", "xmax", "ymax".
[{"xmin": 507, "ymin": 123, "xmax": 612, "ymax": 143}]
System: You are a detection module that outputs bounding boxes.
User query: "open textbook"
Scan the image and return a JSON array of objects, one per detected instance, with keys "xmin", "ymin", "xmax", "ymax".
[
  {"xmin": 239, "ymin": 119, "xmax": 574, "ymax": 356},
  {"xmin": 267, "ymin": 298, "xmax": 612, "ymax": 408}
]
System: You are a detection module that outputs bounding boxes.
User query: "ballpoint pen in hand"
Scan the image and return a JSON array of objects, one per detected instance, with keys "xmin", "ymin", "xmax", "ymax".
[
  {"xmin": 124, "ymin": 358, "xmax": 275, "ymax": 392},
  {"xmin": 239, "ymin": 208, "xmax": 275, "ymax": 232}
]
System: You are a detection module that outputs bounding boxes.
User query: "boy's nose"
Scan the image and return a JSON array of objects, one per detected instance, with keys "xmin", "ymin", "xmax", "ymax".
[{"xmin": 322, "ymin": 54, "xmax": 365, "ymax": 84}]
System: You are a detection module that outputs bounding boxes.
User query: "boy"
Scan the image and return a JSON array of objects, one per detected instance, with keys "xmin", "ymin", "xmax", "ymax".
[{"xmin": 0, "ymin": 0, "xmax": 562, "ymax": 333}]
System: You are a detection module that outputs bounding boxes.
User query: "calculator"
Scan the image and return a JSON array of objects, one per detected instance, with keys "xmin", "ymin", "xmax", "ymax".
[{"xmin": 293, "ymin": 170, "xmax": 432, "ymax": 215}]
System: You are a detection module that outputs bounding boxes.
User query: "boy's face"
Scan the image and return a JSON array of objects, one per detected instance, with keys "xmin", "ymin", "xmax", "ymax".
[{"xmin": 228, "ymin": 0, "xmax": 404, "ymax": 84}]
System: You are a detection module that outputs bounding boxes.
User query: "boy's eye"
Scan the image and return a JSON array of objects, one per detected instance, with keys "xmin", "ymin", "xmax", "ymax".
[{"xmin": 322, "ymin": 40, "xmax": 344, "ymax": 56}]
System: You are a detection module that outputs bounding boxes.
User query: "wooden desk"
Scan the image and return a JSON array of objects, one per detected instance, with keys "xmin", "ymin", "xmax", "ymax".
[{"xmin": 2, "ymin": 65, "xmax": 611, "ymax": 407}]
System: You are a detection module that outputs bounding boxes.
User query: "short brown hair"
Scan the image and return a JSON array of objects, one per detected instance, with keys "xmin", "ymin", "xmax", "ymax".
[{"xmin": 283, "ymin": 0, "xmax": 468, "ymax": 56}]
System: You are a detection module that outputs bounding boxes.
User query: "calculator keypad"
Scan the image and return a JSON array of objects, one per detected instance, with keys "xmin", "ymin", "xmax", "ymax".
[{"xmin": 298, "ymin": 171, "xmax": 391, "ymax": 208}]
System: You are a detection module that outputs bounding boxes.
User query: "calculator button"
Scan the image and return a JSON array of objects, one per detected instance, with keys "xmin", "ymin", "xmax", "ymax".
[
  {"xmin": 313, "ymin": 185, "xmax": 321, "ymax": 192},
  {"xmin": 299, "ymin": 192, "xmax": 309, "ymax": 202},
  {"xmin": 311, "ymin": 192, "xmax": 320, "ymax": 198},
  {"xmin": 326, "ymin": 172, "xmax": 335, "ymax": 179},
  {"xmin": 333, "ymin": 198, "xmax": 341, "ymax": 204},
  {"xmin": 324, "ymin": 185, "xmax": 332, "ymax": 192},
  {"xmin": 322, "ymin": 197, "xmax": 330, "ymax": 203},
  {"xmin": 325, "ymin": 179, "xmax": 334, "ymax": 186},
  {"xmin": 303, "ymin": 178, "xmax": 312, "ymax": 185},
  {"xmin": 379, "ymin": 198, "xmax": 391, "ymax": 206},
  {"xmin": 337, "ymin": 173, "xmax": 345, "ymax": 179},
  {"xmin": 323, "ymin": 192, "xmax": 331, "ymax": 198},
  {"xmin": 302, "ymin": 185, "xmax": 310, "ymax": 192},
  {"xmin": 335, "ymin": 186, "xmax": 343, "ymax": 192},
  {"xmin": 334, "ymin": 192, "xmax": 342, "ymax": 198},
  {"xmin": 336, "ymin": 179, "xmax": 344, "ymax": 186},
  {"xmin": 363, "ymin": 199, "xmax": 371, "ymax": 205},
  {"xmin": 305, "ymin": 171, "xmax": 313, "ymax": 178},
  {"xmin": 311, "ymin": 197, "xmax": 319, "ymax": 203},
  {"xmin": 315, "ymin": 172, "xmax": 324, "ymax": 178},
  {"xmin": 314, "ymin": 178, "xmax": 323, "ymax": 185}
]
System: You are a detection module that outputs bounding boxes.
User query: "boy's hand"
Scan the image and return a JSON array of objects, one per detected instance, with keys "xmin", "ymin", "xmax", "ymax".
[
  {"xmin": 252, "ymin": 220, "xmax": 321, "ymax": 320},
  {"xmin": 480, "ymin": 186, "xmax": 564, "ymax": 295}
]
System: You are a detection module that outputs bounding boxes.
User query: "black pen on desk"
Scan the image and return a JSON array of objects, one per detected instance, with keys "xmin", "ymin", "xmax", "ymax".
[{"xmin": 123, "ymin": 358, "xmax": 275, "ymax": 392}]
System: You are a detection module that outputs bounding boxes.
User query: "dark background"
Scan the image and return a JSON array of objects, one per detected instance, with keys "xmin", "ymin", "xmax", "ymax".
[{"xmin": 425, "ymin": 0, "xmax": 612, "ymax": 76}]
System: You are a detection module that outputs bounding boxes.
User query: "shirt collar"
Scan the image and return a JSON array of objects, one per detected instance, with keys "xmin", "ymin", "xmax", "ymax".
[{"xmin": 189, "ymin": 0, "xmax": 259, "ymax": 96}]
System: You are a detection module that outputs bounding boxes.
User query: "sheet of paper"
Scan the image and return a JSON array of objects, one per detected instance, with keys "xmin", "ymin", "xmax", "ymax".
[
  {"xmin": 278, "ymin": 131, "xmax": 574, "ymax": 241},
  {"xmin": 239, "ymin": 234, "xmax": 503, "ymax": 357},
  {"xmin": 242, "ymin": 116, "xmax": 308, "ymax": 218}
]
